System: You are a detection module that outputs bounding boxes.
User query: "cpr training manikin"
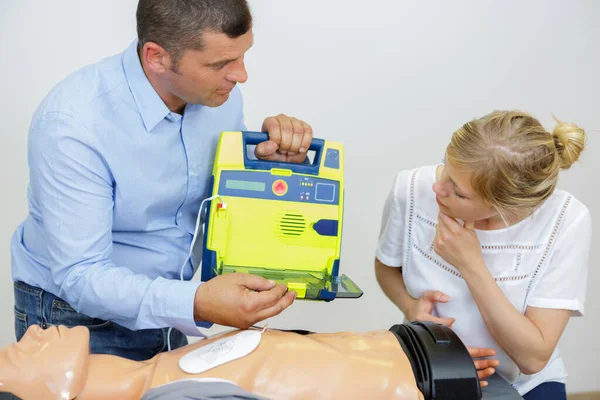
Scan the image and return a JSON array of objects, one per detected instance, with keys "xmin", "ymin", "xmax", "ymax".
[{"xmin": 0, "ymin": 321, "xmax": 485, "ymax": 400}]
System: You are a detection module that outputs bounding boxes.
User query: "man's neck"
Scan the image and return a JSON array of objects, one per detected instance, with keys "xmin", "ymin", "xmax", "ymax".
[{"xmin": 137, "ymin": 46, "xmax": 186, "ymax": 114}]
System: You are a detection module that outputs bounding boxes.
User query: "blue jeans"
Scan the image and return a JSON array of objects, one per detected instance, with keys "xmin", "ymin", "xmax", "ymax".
[
  {"xmin": 13, "ymin": 281, "xmax": 188, "ymax": 361},
  {"xmin": 523, "ymin": 382, "xmax": 566, "ymax": 400}
]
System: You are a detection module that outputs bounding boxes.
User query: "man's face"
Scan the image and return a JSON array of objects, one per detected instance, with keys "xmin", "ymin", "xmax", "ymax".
[{"xmin": 162, "ymin": 30, "xmax": 253, "ymax": 108}]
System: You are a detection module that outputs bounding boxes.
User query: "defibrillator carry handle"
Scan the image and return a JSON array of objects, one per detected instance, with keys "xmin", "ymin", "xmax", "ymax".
[{"xmin": 242, "ymin": 131, "xmax": 325, "ymax": 175}]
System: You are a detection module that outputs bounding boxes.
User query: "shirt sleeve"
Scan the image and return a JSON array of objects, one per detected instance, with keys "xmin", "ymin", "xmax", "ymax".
[
  {"xmin": 375, "ymin": 170, "xmax": 411, "ymax": 267},
  {"xmin": 527, "ymin": 205, "xmax": 592, "ymax": 316},
  {"xmin": 29, "ymin": 111, "xmax": 204, "ymax": 336}
]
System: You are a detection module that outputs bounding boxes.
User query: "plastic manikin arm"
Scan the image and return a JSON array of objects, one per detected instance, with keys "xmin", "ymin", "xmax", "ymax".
[{"xmin": 1, "ymin": 325, "xmax": 424, "ymax": 400}]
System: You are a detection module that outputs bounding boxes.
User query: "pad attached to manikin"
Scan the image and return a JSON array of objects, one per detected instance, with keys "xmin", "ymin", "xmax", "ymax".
[{"xmin": 179, "ymin": 330, "xmax": 262, "ymax": 374}]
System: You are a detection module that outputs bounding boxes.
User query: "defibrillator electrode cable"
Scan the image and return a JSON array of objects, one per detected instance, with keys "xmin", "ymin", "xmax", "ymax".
[{"xmin": 167, "ymin": 194, "xmax": 225, "ymax": 351}]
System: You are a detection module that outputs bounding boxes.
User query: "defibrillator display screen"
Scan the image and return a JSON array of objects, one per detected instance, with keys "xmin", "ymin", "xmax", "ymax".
[
  {"xmin": 315, "ymin": 183, "xmax": 335, "ymax": 202},
  {"xmin": 225, "ymin": 179, "xmax": 266, "ymax": 192}
]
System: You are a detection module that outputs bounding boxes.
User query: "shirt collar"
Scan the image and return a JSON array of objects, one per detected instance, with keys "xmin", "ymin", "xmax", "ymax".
[{"xmin": 122, "ymin": 40, "xmax": 172, "ymax": 132}]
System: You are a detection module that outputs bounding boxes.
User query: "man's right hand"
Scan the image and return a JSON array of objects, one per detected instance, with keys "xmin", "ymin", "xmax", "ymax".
[
  {"xmin": 193, "ymin": 273, "xmax": 296, "ymax": 329},
  {"xmin": 405, "ymin": 290, "xmax": 455, "ymax": 327}
]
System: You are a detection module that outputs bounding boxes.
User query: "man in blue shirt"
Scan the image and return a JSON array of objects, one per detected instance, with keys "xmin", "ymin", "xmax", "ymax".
[{"xmin": 11, "ymin": 0, "xmax": 311, "ymax": 361}]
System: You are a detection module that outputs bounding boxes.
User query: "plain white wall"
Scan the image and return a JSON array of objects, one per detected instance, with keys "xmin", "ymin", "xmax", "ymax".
[{"xmin": 1, "ymin": 0, "xmax": 598, "ymax": 394}]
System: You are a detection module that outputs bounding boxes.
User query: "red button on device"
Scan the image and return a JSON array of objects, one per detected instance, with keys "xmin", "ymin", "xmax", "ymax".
[{"xmin": 272, "ymin": 180, "xmax": 288, "ymax": 196}]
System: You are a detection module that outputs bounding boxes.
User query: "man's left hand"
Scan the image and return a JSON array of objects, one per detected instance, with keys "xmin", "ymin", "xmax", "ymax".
[{"xmin": 255, "ymin": 114, "xmax": 313, "ymax": 163}]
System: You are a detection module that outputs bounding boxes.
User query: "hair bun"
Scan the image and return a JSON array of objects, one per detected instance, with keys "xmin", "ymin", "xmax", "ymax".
[{"xmin": 551, "ymin": 119, "xmax": 586, "ymax": 169}]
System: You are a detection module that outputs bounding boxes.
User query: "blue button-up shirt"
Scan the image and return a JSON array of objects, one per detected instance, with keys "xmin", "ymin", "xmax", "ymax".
[{"xmin": 11, "ymin": 40, "xmax": 246, "ymax": 336}]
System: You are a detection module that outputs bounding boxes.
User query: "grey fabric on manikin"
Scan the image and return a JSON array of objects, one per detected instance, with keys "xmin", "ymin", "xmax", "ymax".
[{"xmin": 140, "ymin": 379, "xmax": 270, "ymax": 400}]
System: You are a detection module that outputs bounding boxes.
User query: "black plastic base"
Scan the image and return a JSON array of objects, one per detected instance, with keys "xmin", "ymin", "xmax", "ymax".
[{"xmin": 390, "ymin": 321, "xmax": 482, "ymax": 400}]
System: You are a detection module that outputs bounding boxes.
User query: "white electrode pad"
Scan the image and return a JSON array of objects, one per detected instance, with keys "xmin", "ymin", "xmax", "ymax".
[{"xmin": 179, "ymin": 330, "xmax": 263, "ymax": 374}]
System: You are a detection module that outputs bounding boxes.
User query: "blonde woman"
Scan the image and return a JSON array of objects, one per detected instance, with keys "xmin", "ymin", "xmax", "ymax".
[{"xmin": 375, "ymin": 110, "xmax": 591, "ymax": 399}]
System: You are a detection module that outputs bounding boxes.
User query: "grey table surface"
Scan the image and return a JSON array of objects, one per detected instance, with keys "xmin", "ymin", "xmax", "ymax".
[{"xmin": 483, "ymin": 373, "xmax": 523, "ymax": 399}]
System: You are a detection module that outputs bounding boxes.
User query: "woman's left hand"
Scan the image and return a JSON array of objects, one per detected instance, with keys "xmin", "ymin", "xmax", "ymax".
[
  {"xmin": 468, "ymin": 347, "xmax": 500, "ymax": 388},
  {"xmin": 434, "ymin": 213, "xmax": 484, "ymax": 274}
]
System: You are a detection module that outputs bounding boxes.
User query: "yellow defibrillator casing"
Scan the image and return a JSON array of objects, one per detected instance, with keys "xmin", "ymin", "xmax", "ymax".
[{"xmin": 201, "ymin": 131, "xmax": 362, "ymax": 301}]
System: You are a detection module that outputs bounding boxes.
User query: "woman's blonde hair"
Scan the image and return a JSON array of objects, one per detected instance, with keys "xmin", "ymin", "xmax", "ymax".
[{"xmin": 446, "ymin": 110, "xmax": 586, "ymax": 221}]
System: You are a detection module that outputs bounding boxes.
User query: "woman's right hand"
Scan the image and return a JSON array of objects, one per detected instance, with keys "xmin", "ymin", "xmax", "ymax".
[{"xmin": 405, "ymin": 290, "xmax": 455, "ymax": 327}]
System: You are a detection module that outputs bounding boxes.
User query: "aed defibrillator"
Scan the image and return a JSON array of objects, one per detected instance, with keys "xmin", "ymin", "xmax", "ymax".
[{"xmin": 201, "ymin": 131, "xmax": 362, "ymax": 301}]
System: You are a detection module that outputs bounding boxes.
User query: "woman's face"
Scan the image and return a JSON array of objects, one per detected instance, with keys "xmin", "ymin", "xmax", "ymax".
[
  {"xmin": 432, "ymin": 161, "xmax": 498, "ymax": 223},
  {"xmin": 0, "ymin": 324, "xmax": 89, "ymax": 399}
]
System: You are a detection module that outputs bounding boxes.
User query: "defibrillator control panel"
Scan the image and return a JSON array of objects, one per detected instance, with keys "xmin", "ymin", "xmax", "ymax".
[{"xmin": 218, "ymin": 171, "xmax": 339, "ymax": 205}]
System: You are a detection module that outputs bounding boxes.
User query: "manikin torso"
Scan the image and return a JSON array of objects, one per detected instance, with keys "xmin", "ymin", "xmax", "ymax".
[{"xmin": 78, "ymin": 329, "xmax": 423, "ymax": 400}]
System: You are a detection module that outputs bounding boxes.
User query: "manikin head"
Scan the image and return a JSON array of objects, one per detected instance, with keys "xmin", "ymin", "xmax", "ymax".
[{"xmin": 0, "ymin": 324, "xmax": 90, "ymax": 400}]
